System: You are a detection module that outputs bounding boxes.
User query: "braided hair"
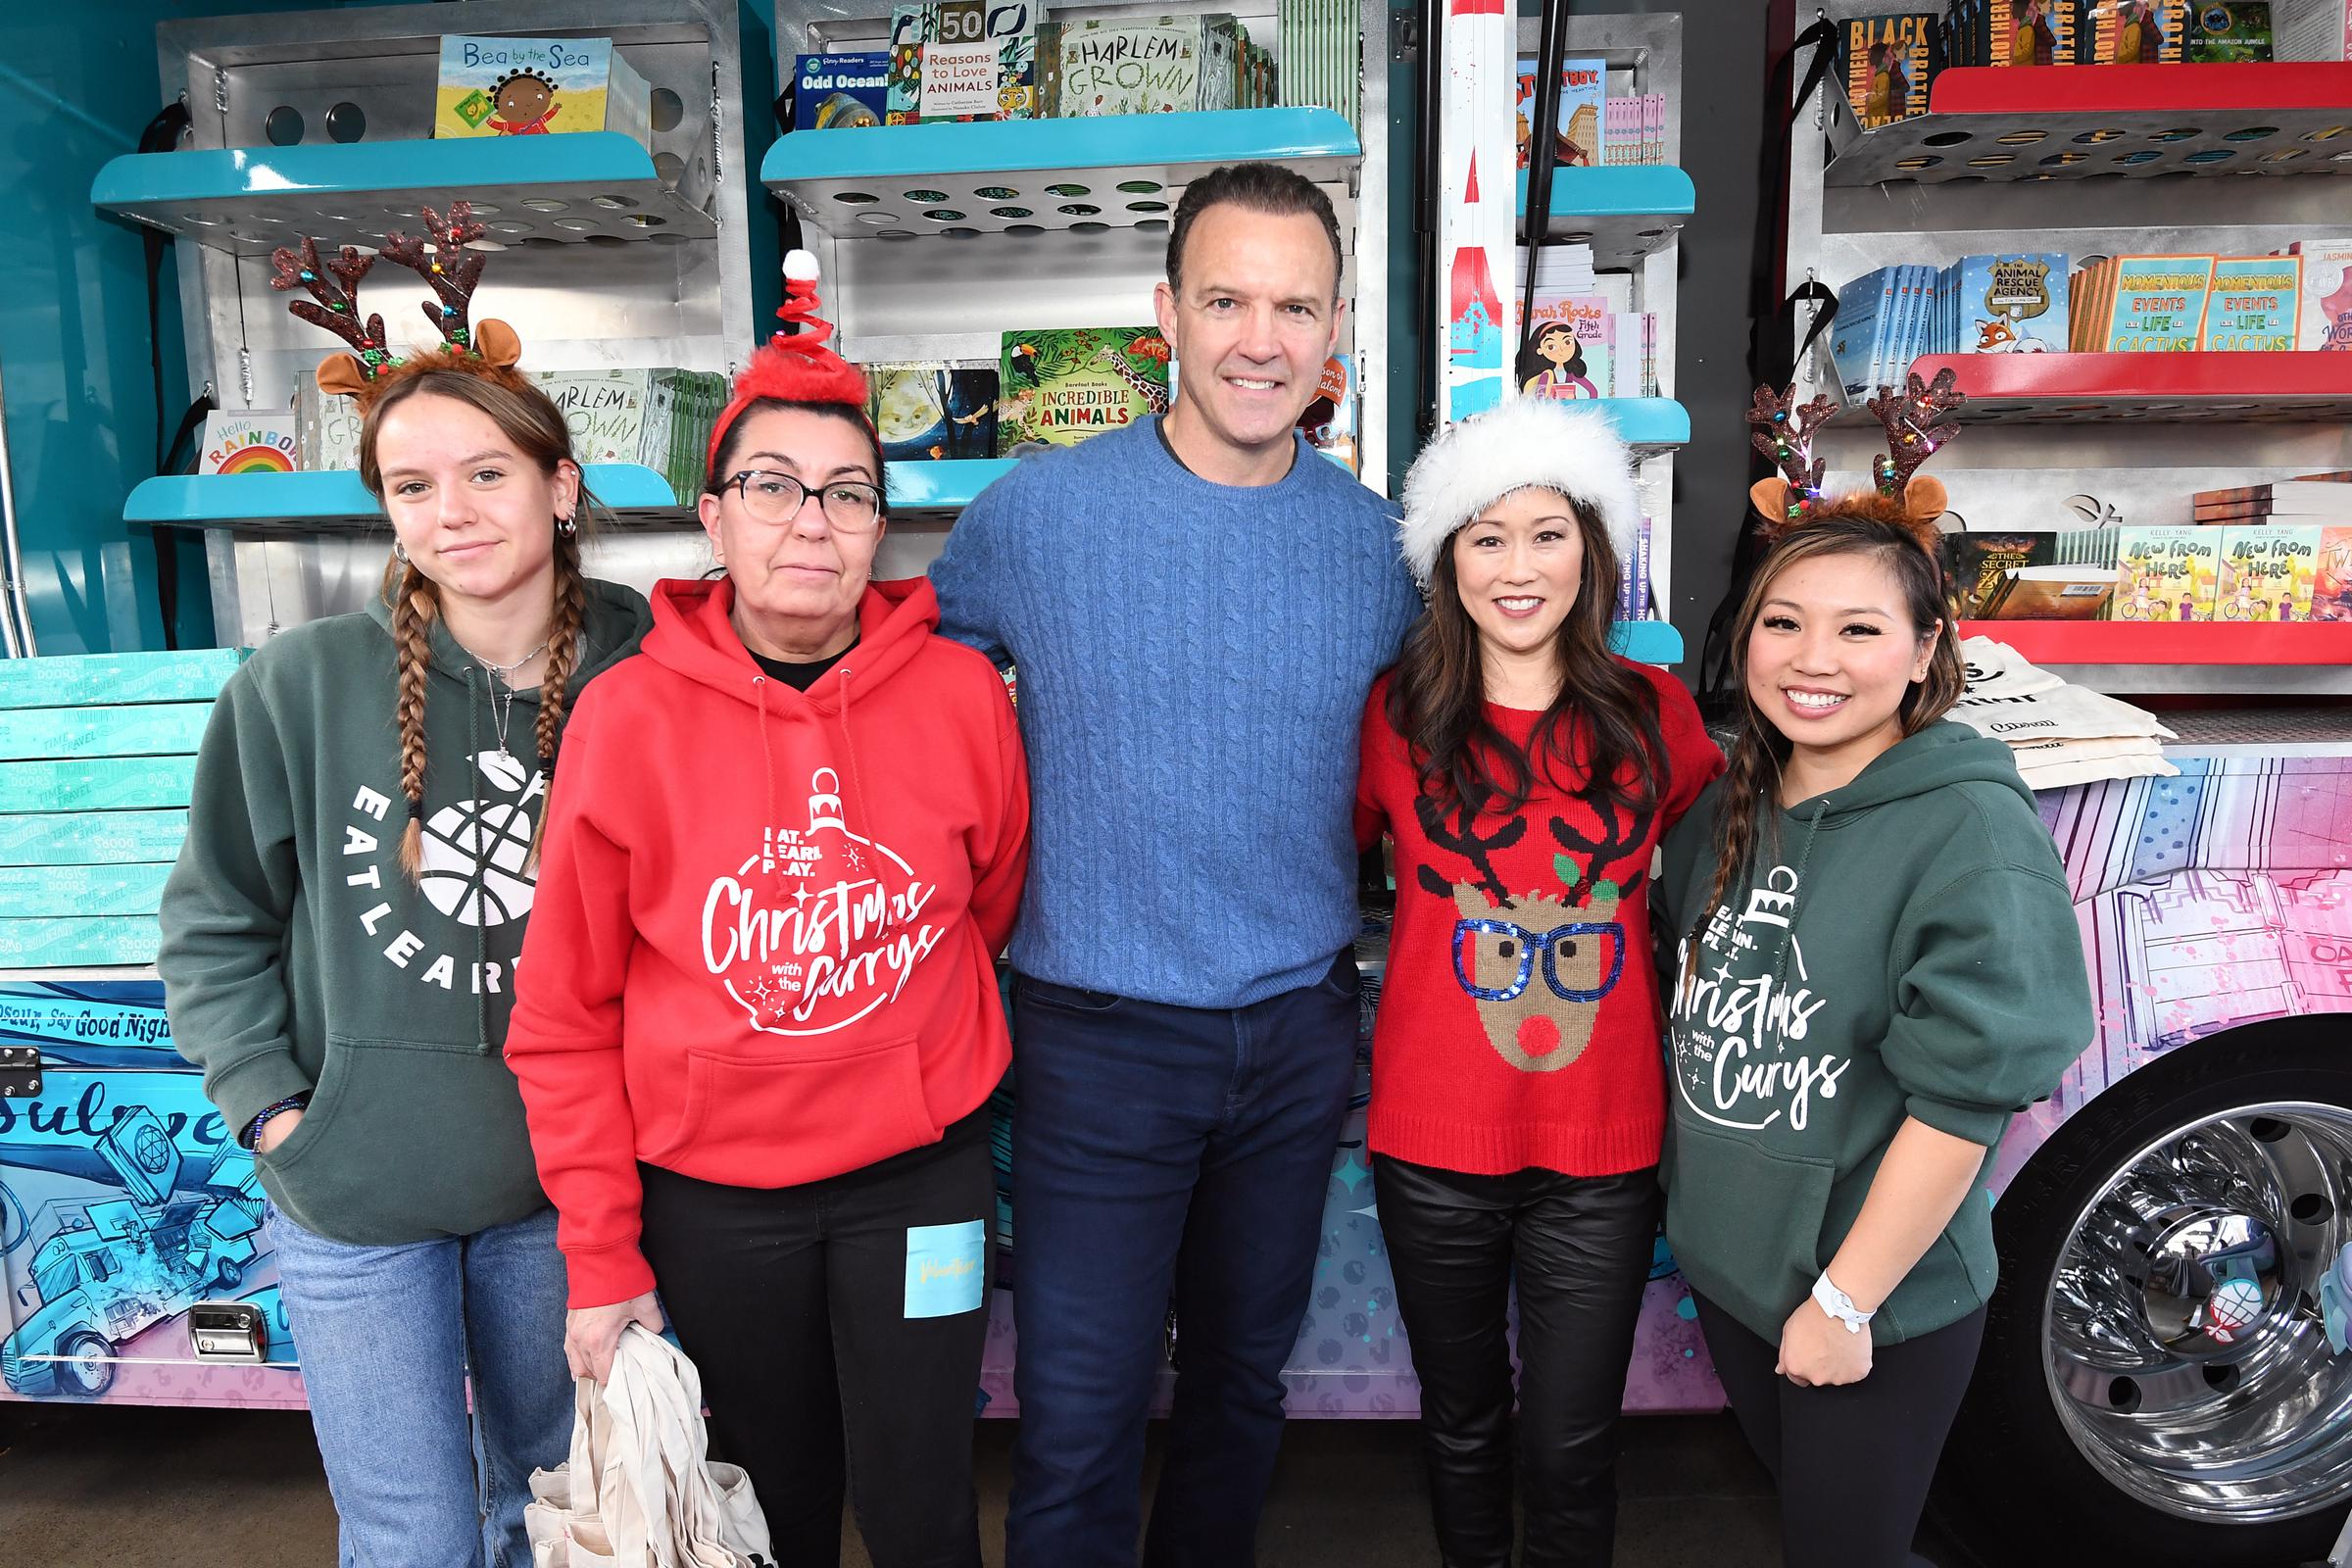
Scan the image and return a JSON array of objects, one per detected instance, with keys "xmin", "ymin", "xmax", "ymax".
[
  {"xmin": 359, "ymin": 368, "xmax": 595, "ymax": 882},
  {"xmin": 1693, "ymin": 499, "xmax": 1965, "ymax": 937}
]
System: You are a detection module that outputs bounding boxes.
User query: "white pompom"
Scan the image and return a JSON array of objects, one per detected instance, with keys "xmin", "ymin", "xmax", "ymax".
[{"xmin": 783, "ymin": 249, "xmax": 820, "ymax": 282}]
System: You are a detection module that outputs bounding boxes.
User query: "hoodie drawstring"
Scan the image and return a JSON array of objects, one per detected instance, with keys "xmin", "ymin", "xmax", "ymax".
[
  {"xmin": 838, "ymin": 667, "xmax": 873, "ymax": 837},
  {"xmin": 465, "ymin": 667, "xmax": 492, "ymax": 1054}
]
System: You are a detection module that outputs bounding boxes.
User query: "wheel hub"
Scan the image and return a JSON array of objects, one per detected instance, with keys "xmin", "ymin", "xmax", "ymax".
[{"xmin": 2043, "ymin": 1102, "xmax": 2352, "ymax": 1522}]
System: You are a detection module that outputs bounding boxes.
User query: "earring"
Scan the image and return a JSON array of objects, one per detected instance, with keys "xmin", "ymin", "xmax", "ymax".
[
  {"xmin": 558, "ymin": 513, "xmax": 578, "ymax": 537},
  {"xmin": 393, "ymin": 542, "xmax": 410, "ymax": 564}
]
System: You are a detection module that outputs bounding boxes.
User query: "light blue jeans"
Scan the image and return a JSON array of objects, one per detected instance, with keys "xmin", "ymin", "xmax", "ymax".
[{"xmin": 267, "ymin": 1202, "xmax": 574, "ymax": 1568}]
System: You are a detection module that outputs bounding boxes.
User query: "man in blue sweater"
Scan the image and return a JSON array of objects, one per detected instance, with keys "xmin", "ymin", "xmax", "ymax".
[{"xmin": 931, "ymin": 163, "xmax": 1421, "ymax": 1567}]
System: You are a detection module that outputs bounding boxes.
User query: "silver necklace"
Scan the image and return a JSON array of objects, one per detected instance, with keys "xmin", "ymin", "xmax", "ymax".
[{"xmin": 463, "ymin": 635, "xmax": 550, "ymax": 766}]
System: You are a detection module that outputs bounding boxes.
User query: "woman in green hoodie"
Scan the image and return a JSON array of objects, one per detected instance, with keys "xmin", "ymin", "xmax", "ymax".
[
  {"xmin": 159, "ymin": 221, "xmax": 653, "ymax": 1568},
  {"xmin": 1652, "ymin": 454, "xmax": 2092, "ymax": 1567}
]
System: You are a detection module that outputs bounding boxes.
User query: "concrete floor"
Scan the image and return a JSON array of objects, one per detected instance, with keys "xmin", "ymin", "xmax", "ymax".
[{"xmin": 0, "ymin": 1402, "xmax": 1967, "ymax": 1567}]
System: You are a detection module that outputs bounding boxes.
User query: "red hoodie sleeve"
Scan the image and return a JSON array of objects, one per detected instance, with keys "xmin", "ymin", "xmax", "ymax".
[
  {"xmin": 969, "ymin": 670, "xmax": 1031, "ymax": 956},
  {"xmin": 505, "ymin": 687, "xmax": 657, "ymax": 1310}
]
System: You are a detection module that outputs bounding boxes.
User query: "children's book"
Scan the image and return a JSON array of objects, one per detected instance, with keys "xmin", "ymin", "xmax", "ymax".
[
  {"xmin": 2187, "ymin": 1, "xmax": 2276, "ymax": 60},
  {"xmin": 2112, "ymin": 525, "xmax": 2221, "ymax": 620},
  {"xmin": 2200, "ymin": 256, "xmax": 2302, "ymax": 351},
  {"xmin": 2217, "ymin": 524, "xmax": 2321, "ymax": 620},
  {"xmin": 1952, "ymin": 252, "xmax": 2068, "ymax": 353},
  {"xmin": 1946, "ymin": 531, "xmax": 2059, "ymax": 617},
  {"xmin": 2291, "ymin": 239, "xmax": 2352, "ymax": 351},
  {"xmin": 1513, "ymin": 58, "xmax": 1608, "ymax": 169},
  {"xmin": 2317, "ymin": 526, "xmax": 2352, "ymax": 620},
  {"xmin": 997, "ymin": 327, "xmax": 1170, "ymax": 453},
  {"xmin": 1976, "ymin": 564, "xmax": 2123, "ymax": 620},
  {"xmin": 865, "ymin": 363, "xmax": 1001, "ymax": 462},
  {"xmin": 795, "ymin": 52, "xmax": 890, "ymax": 129},
  {"xmin": 434, "ymin": 34, "xmax": 652, "ymax": 142},
  {"xmin": 1519, "ymin": 297, "xmax": 1609, "ymax": 399},
  {"xmin": 1832, "ymin": 268, "xmax": 1896, "ymax": 400},
  {"xmin": 1841, "ymin": 13, "xmax": 1941, "ymax": 127},
  {"xmin": 2103, "ymin": 255, "xmax": 2217, "ymax": 352},
  {"xmin": 2091, "ymin": 0, "xmax": 2188, "ymax": 61},
  {"xmin": 198, "ymin": 412, "xmax": 298, "ymax": 475}
]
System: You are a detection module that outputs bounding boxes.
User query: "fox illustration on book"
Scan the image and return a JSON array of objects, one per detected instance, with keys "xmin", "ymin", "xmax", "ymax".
[{"xmin": 1415, "ymin": 794, "xmax": 1650, "ymax": 1073}]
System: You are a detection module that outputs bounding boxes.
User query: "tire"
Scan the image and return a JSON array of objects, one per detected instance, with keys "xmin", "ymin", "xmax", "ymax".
[
  {"xmin": 1939, "ymin": 1022, "xmax": 2352, "ymax": 1568},
  {"xmin": 53, "ymin": 1329, "xmax": 115, "ymax": 1398}
]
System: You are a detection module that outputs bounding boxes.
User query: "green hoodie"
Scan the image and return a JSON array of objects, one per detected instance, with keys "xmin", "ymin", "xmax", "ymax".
[
  {"xmin": 1652, "ymin": 721, "xmax": 2092, "ymax": 1346},
  {"xmin": 159, "ymin": 580, "xmax": 652, "ymax": 1246}
]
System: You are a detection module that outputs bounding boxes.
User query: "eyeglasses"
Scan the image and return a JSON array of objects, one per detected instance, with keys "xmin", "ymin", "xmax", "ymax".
[
  {"xmin": 1450, "ymin": 917, "xmax": 1626, "ymax": 1004},
  {"xmin": 723, "ymin": 469, "xmax": 884, "ymax": 532}
]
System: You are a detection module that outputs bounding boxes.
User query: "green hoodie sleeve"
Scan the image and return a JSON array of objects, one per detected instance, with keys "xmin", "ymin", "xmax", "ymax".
[
  {"xmin": 158, "ymin": 669, "xmax": 317, "ymax": 1138},
  {"xmin": 1883, "ymin": 860, "xmax": 2092, "ymax": 1147}
]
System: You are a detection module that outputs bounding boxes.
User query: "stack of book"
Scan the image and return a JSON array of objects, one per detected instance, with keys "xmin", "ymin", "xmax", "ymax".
[
  {"xmin": 2195, "ymin": 472, "xmax": 2352, "ymax": 621},
  {"xmin": 2067, "ymin": 254, "xmax": 2307, "ymax": 353},
  {"xmin": 1512, "ymin": 251, "xmax": 1656, "ymax": 400},
  {"xmin": 1949, "ymin": 636, "xmax": 2178, "ymax": 792},
  {"xmin": 1278, "ymin": 0, "xmax": 1357, "ymax": 124},
  {"xmin": 1511, "ymin": 60, "xmax": 1666, "ymax": 168}
]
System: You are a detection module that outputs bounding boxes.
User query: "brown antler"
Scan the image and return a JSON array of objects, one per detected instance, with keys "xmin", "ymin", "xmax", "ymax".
[
  {"xmin": 1746, "ymin": 383, "xmax": 1836, "ymax": 506},
  {"xmin": 1549, "ymin": 799, "xmax": 1654, "ymax": 899},
  {"xmin": 1867, "ymin": 366, "xmax": 1964, "ymax": 499},
  {"xmin": 269, "ymin": 236, "xmax": 387, "ymax": 369},
  {"xmin": 381, "ymin": 201, "xmax": 488, "ymax": 352},
  {"xmin": 1412, "ymin": 796, "xmax": 1525, "ymax": 906}
]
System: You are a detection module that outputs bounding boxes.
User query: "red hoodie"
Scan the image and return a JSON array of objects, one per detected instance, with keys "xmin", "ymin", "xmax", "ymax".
[{"xmin": 508, "ymin": 576, "xmax": 1029, "ymax": 1308}]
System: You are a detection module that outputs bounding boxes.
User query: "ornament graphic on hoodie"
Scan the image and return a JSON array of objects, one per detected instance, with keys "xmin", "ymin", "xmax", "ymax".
[
  {"xmin": 1417, "ymin": 793, "xmax": 1650, "ymax": 1072},
  {"xmin": 701, "ymin": 767, "xmax": 947, "ymax": 1036},
  {"xmin": 1668, "ymin": 863, "xmax": 1844, "ymax": 1134}
]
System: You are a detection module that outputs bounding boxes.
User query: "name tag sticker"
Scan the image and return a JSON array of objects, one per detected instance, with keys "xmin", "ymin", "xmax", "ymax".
[{"xmin": 904, "ymin": 1220, "xmax": 987, "ymax": 1318}]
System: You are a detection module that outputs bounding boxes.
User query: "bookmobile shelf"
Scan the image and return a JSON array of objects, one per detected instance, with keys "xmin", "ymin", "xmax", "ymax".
[
  {"xmin": 762, "ymin": 108, "xmax": 1361, "ymax": 240},
  {"xmin": 1825, "ymin": 64, "xmax": 2352, "ymax": 187},
  {"xmin": 1515, "ymin": 165, "xmax": 1694, "ymax": 270},
  {"xmin": 1961, "ymin": 622, "xmax": 2352, "ymax": 696},
  {"xmin": 90, "ymin": 133, "xmax": 717, "ymax": 256},
  {"xmin": 1836, "ymin": 354, "xmax": 2352, "ymax": 425},
  {"xmin": 1609, "ymin": 621, "xmax": 1683, "ymax": 664}
]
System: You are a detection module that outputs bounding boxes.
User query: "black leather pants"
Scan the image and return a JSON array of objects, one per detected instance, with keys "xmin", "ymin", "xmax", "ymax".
[{"xmin": 1373, "ymin": 1156, "xmax": 1663, "ymax": 1568}]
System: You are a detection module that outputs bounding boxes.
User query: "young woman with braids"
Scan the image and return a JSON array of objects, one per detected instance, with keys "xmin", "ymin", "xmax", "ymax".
[
  {"xmin": 1647, "ymin": 383, "xmax": 2091, "ymax": 1568},
  {"xmin": 159, "ymin": 209, "xmax": 652, "ymax": 1567},
  {"xmin": 1352, "ymin": 399, "xmax": 1723, "ymax": 1568}
]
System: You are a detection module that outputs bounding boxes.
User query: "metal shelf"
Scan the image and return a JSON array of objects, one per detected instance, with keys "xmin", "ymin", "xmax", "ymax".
[
  {"xmin": 1826, "ymin": 64, "xmax": 2352, "ymax": 187},
  {"xmin": 889, "ymin": 459, "xmax": 1014, "ymax": 512},
  {"xmin": 1838, "ymin": 354, "xmax": 2352, "ymax": 424},
  {"xmin": 1592, "ymin": 398, "xmax": 1689, "ymax": 453},
  {"xmin": 90, "ymin": 132, "xmax": 717, "ymax": 256},
  {"xmin": 1961, "ymin": 621, "xmax": 2352, "ymax": 695},
  {"xmin": 126, "ymin": 466, "xmax": 689, "ymax": 531},
  {"xmin": 1515, "ymin": 166, "xmax": 1693, "ymax": 270},
  {"xmin": 1611, "ymin": 620, "xmax": 1682, "ymax": 665},
  {"xmin": 763, "ymin": 109, "xmax": 1362, "ymax": 240}
]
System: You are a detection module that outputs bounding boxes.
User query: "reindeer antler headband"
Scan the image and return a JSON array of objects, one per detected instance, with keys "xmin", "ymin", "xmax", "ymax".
[
  {"xmin": 270, "ymin": 201, "xmax": 528, "ymax": 408},
  {"xmin": 1746, "ymin": 367, "xmax": 1965, "ymax": 550}
]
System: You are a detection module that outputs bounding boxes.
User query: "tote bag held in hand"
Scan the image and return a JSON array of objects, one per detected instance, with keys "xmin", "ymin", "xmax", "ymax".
[{"xmin": 525, "ymin": 1324, "xmax": 774, "ymax": 1568}]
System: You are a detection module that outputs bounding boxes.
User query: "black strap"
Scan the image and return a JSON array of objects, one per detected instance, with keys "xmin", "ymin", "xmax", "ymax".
[
  {"xmin": 138, "ymin": 101, "xmax": 194, "ymax": 649},
  {"xmin": 1694, "ymin": 16, "xmax": 1842, "ymax": 710},
  {"xmin": 1517, "ymin": 0, "xmax": 1573, "ymax": 367}
]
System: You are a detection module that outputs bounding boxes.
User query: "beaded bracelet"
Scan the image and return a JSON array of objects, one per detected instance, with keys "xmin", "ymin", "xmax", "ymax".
[{"xmin": 245, "ymin": 1093, "xmax": 311, "ymax": 1151}]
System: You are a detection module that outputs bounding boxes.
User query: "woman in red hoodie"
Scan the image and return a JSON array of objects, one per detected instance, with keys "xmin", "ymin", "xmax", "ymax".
[
  {"xmin": 1355, "ymin": 400, "xmax": 1723, "ymax": 1568},
  {"xmin": 506, "ymin": 254, "xmax": 1029, "ymax": 1568}
]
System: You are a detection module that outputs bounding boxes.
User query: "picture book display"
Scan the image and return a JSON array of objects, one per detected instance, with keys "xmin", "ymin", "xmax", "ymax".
[
  {"xmin": 434, "ymin": 35, "xmax": 652, "ymax": 143},
  {"xmin": 2292, "ymin": 240, "xmax": 2352, "ymax": 351},
  {"xmin": 890, "ymin": 0, "xmax": 1046, "ymax": 123},
  {"xmin": 2200, "ymin": 256, "xmax": 2301, "ymax": 351},
  {"xmin": 1841, "ymin": 14, "xmax": 1941, "ymax": 128},
  {"xmin": 865, "ymin": 363, "xmax": 1001, "ymax": 462},
  {"xmin": 1041, "ymin": 14, "xmax": 1238, "ymax": 118},
  {"xmin": 2103, "ymin": 256, "xmax": 2217, "ymax": 353},
  {"xmin": 1512, "ymin": 57, "xmax": 1607, "ymax": 169},
  {"xmin": 2216, "ymin": 524, "xmax": 2321, "ymax": 620},
  {"xmin": 997, "ymin": 327, "xmax": 1171, "ymax": 453},
  {"xmin": 2090, "ymin": 0, "xmax": 2187, "ymax": 61},
  {"xmin": 2186, "ymin": 1, "xmax": 2276, "ymax": 59},
  {"xmin": 2113, "ymin": 525, "xmax": 2221, "ymax": 620},
  {"xmin": 198, "ymin": 412, "xmax": 298, "ymax": 476},
  {"xmin": 795, "ymin": 52, "xmax": 890, "ymax": 129}
]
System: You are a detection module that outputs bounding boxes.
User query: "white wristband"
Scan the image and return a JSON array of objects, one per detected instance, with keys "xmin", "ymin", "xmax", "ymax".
[{"xmin": 1812, "ymin": 1271, "xmax": 1875, "ymax": 1334}]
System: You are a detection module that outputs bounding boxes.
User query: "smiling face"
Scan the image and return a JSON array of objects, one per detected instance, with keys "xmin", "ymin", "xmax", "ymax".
[
  {"xmin": 1153, "ymin": 203, "xmax": 1344, "ymax": 480},
  {"xmin": 697, "ymin": 405, "xmax": 884, "ymax": 659},
  {"xmin": 374, "ymin": 392, "xmax": 574, "ymax": 612},
  {"xmin": 1745, "ymin": 548, "xmax": 1937, "ymax": 785},
  {"xmin": 496, "ymin": 74, "xmax": 553, "ymax": 123},
  {"xmin": 1452, "ymin": 486, "xmax": 1587, "ymax": 680}
]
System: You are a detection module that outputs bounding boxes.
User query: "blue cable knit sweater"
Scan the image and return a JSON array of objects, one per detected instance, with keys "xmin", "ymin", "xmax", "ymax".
[{"xmin": 930, "ymin": 417, "xmax": 1422, "ymax": 1008}]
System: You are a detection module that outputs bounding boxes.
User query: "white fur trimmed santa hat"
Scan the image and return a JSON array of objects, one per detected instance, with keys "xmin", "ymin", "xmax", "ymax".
[{"xmin": 1396, "ymin": 398, "xmax": 1642, "ymax": 589}]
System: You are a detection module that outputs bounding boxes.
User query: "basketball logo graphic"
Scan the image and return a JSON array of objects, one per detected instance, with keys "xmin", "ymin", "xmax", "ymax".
[
  {"xmin": 2203, "ymin": 1276, "xmax": 2267, "ymax": 1345},
  {"xmin": 416, "ymin": 750, "xmax": 544, "ymax": 927}
]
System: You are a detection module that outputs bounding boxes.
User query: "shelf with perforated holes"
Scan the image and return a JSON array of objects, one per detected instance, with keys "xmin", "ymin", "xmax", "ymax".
[
  {"xmin": 89, "ymin": 133, "xmax": 716, "ymax": 257},
  {"xmin": 761, "ymin": 109, "xmax": 1360, "ymax": 240},
  {"xmin": 1825, "ymin": 64, "xmax": 2352, "ymax": 187},
  {"xmin": 1515, "ymin": 167, "xmax": 1694, "ymax": 270}
]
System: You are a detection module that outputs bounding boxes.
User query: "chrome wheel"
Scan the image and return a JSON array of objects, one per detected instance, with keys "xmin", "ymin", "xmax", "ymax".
[{"xmin": 2044, "ymin": 1102, "xmax": 2352, "ymax": 1522}]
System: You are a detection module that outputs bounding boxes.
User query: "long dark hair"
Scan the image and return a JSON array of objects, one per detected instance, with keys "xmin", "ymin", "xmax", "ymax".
[
  {"xmin": 1694, "ymin": 506, "xmax": 1965, "ymax": 929},
  {"xmin": 1387, "ymin": 494, "xmax": 1667, "ymax": 821}
]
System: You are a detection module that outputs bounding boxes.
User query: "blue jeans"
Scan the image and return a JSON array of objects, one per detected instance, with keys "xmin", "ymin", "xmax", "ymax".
[
  {"xmin": 1004, "ymin": 955, "xmax": 1360, "ymax": 1568},
  {"xmin": 267, "ymin": 1203, "xmax": 574, "ymax": 1568}
]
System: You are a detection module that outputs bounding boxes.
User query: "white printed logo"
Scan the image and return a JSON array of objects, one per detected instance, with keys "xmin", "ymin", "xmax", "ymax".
[
  {"xmin": 1670, "ymin": 864, "xmax": 1849, "ymax": 1134},
  {"xmin": 417, "ymin": 751, "xmax": 543, "ymax": 927},
  {"xmin": 701, "ymin": 768, "xmax": 945, "ymax": 1036}
]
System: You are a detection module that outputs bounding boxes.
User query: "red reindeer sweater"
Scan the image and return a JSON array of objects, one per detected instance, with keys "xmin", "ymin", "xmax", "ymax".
[{"xmin": 1354, "ymin": 665, "xmax": 1723, "ymax": 1176}]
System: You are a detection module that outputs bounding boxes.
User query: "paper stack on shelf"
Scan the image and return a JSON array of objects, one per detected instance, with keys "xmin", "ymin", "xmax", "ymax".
[{"xmin": 1952, "ymin": 636, "xmax": 2179, "ymax": 790}]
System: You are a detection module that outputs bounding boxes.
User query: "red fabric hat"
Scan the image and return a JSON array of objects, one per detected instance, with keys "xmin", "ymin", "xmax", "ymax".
[{"xmin": 708, "ymin": 250, "xmax": 871, "ymax": 474}]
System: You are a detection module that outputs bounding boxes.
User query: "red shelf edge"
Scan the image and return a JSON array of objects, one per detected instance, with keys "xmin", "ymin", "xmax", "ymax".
[
  {"xmin": 1959, "ymin": 621, "xmax": 2352, "ymax": 665},
  {"xmin": 1908, "ymin": 352, "xmax": 2352, "ymax": 402},
  {"xmin": 1927, "ymin": 63, "xmax": 2352, "ymax": 118}
]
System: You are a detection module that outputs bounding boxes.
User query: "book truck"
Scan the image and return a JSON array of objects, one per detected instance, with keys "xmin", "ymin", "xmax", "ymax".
[{"xmin": 11, "ymin": 2, "xmax": 2352, "ymax": 1566}]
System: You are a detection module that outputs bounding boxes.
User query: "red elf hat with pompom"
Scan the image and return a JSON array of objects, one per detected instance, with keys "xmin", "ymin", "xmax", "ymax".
[{"xmin": 708, "ymin": 249, "xmax": 872, "ymax": 474}]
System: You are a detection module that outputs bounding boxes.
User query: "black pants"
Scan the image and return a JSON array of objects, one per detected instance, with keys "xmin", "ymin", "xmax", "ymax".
[
  {"xmin": 638, "ymin": 1119, "xmax": 994, "ymax": 1568},
  {"xmin": 1692, "ymin": 1292, "xmax": 1985, "ymax": 1568},
  {"xmin": 1373, "ymin": 1155, "xmax": 1662, "ymax": 1568}
]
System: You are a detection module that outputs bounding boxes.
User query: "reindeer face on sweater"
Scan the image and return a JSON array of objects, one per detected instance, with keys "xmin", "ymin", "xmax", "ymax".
[{"xmin": 1448, "ymin": 880, "xmax": 1626, "ymax": 1071}]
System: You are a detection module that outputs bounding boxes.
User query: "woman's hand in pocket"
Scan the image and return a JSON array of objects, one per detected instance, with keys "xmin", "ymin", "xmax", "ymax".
[
  {"xmin": 1777, "ymin": 1297, "xmax": 1872, "ymax": 1388},
  {"xmin": 565, "ymin": 1292, "xmax": 664, "ymax": 1383},
  {"xmin": 254, "ymin": 1107, "xmax": 304, "ymax": 1154}
]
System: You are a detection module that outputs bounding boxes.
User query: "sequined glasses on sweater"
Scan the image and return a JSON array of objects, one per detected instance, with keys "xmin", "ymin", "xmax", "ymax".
[{"xmin": 1450, "ymin": 917, "xmax": 1626, "ymax": 1003}]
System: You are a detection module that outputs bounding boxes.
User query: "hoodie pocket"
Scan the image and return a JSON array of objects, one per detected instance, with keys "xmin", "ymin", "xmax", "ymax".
[
  {"xmin": 658, "ymin": 1034, "xmax": 938, "ymax": 1176},
  {"xmin": 1663, "ymin": 1118, "xmax": 1838, "ymax": 1338}
]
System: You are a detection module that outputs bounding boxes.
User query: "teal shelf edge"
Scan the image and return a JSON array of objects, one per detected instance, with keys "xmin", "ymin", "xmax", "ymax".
[
  {"xmin": 1514, "ymin": 165, "xmax": 1696, "ymax": 220},
  {"xmin": 126, "ymin": 465, "xmax": 683, "ymax": 527},
  {"xmin": 1592, "ymin": 398, "xmax": 1689, "ymax": 451},
  {"xmin": 890, "ymin": 460, "xmax": 1015, "ymax": 511},
  {"xmin": 1609, "ymin": 621, "xmax": 1683, "ymax": 665},
  {"xmin": 762, "ymin": 108, "xmax": 1361, "ymax": 187},
  {"xmin": 93, "ymin": 132, "xmax": 662, "ymax": 208}
]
